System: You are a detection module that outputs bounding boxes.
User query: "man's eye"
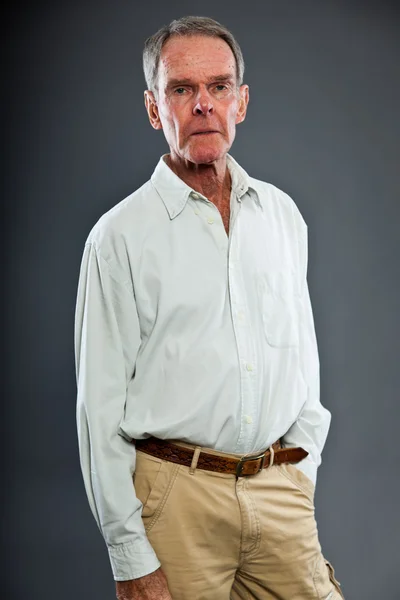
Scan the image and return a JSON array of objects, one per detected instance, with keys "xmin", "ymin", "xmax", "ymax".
[
  {"xmin": 175, "ymin": 88, "xmax": 186, "ymax": 94},
  {"xmin": 215, "ymin": 84, "xmax": 228, "ymax": 91}
]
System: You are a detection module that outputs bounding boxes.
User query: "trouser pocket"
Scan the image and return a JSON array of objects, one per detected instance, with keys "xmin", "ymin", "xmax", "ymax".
[
  {"xmin": 314, "ymin": 554, "xmax": 345, "ymax": 599},
  {"xmin": 277, "ymin": 462, "xmax": 316, "ymax": 504},
  {"xmin": 133, "ymin": 451, "xmax": 180, "ymax": 531},
  {"xmin": 325, "ymin": 559, "xmax": 344, "ymax": 598}
]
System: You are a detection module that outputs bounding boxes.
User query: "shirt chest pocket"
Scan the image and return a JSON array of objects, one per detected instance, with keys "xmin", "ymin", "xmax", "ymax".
[{"xmin": 257, "ymin": 273, "xmax": 300, "ymax": 348}]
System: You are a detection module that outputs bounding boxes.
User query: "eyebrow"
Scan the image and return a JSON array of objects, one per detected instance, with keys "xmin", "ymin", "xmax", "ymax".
[{"xmin": 166, "ymin": 73, "xmax": 235, "ymax": 87}]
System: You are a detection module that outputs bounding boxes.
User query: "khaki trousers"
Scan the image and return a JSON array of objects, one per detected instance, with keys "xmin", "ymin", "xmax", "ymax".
[{"xmin": 133, "ymin": 446, "xmax": 344, "ymax": 600}]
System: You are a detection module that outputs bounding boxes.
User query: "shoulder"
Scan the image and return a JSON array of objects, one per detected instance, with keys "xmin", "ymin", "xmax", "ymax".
[
  {"xmin": 248, "ymin": 175, "xmax": 307, "ymax": 234},
  {"xmin": 84, "ymin": 179, "xmax": 159, "ymax": 263}
]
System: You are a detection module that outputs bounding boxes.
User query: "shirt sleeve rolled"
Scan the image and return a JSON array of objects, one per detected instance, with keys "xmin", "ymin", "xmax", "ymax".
[{"xmin": 74, "ymin": 241, "xmax": 161, "ymax": 580}]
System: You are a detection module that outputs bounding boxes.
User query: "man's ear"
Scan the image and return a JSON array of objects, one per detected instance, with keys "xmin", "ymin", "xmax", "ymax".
[
  {"xmin": 235, "ymin": 84, "xmax": 249, "ymax": 125},
  {"xmin": 144, "ymin": 90, "xmax": 163, "ymax": 130}
]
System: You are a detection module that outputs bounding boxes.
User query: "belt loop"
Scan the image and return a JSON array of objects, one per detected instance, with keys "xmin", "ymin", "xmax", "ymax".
[
  {"xmin": 268, "ymin": 445, "xmax": 275, "ymax": 467},
  {"xmin": 189, "ymin": 446, "xmax": 202, "ymax": 475}
]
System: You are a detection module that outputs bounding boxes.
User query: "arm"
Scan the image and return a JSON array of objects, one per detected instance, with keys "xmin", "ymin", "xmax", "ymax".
[
  {"xmin": 282, "ymin": 210, "xmax": 332, "ymax": 486},
  {"xmin": 74, "ymin": 241, "xmax": 161, "ymax": 580}
]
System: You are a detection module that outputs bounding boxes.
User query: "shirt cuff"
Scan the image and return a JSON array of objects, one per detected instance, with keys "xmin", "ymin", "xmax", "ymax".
[
  {"xmin": 108, "ymin": 536, "xmax": 162, "ymax": 581},
  {"xmin": 287, "ymin": 453, "xmax": 318, "ymax": 487}
]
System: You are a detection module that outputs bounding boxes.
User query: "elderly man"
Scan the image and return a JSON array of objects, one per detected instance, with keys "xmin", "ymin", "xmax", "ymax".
[{"xmin": 75, "ymin": 15, "xmax": 344, "ymax": 600}]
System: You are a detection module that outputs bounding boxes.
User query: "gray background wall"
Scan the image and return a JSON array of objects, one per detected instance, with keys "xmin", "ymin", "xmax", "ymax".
[{"xmin": 4, "ymin": 1, "xmax": 399, "ymax": 598}]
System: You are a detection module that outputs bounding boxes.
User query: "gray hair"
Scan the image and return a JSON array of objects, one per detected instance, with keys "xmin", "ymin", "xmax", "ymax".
[{"xmin": 143, "ymin": 16, "xmax": 245, "ymax": 96}]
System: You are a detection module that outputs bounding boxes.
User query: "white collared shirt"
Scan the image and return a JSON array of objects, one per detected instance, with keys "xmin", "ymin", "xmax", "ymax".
[{"xmin": 75, "ymin": 153, "xmax": 331, "ymax": 581}]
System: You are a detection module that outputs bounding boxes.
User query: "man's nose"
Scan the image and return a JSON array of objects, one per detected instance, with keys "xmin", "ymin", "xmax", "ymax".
[{"xmin": 192, "ymin": 92, "xmax": 214, "ymax": 116}]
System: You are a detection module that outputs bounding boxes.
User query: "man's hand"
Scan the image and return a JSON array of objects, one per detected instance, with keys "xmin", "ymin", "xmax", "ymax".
[{"xmin": 115, "ymin": 567, "xmax": 172, "ymax": 600}]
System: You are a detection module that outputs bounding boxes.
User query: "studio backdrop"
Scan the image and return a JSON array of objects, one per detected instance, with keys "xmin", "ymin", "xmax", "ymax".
[{"xmin": 5, "ymin": 1, "xmax": 400, "ymax": 599}]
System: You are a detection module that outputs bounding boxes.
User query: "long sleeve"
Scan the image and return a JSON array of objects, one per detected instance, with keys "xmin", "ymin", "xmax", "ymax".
[
  {"xmin": 282, "ymin": 211, "xmax": 332, "ymax": 487},
  {"xmin": 74, "ymin": 241, "xmax": 161, "ymax": 580}
]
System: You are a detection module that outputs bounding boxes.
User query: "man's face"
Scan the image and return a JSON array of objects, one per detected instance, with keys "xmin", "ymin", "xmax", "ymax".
[{"xmin": 145, "ymin": 35, "xmax": 249, "ymax": 165}]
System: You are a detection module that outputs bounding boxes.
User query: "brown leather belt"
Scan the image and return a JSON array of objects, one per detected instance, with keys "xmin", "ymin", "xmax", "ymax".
[{"xmin": 134, "ymin": 437, "xmax": 308, "ymax": 477}]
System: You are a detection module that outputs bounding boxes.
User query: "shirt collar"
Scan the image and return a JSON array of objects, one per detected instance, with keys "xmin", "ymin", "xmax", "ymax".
[{"xmin": 151, "ymin": 153, "xmax": 257, "ymax": 220}]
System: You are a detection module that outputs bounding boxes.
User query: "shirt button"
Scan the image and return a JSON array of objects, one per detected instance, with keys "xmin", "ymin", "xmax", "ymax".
[
  {"xmin": 207, "ymin": 218, "xmax": 214, "ymax": 224},
  {"xmin": 245, "ymin": 363, "xmax": 254, "ymax": 371},
  {"xmin": 194, "ymin": 210, "xmax": 200, "ymax": 215},
  {"xmin": 192, "ymin": 192, "xmax": 200, "ymax": 199},
  {"xmin": 238, "ymin": 311, "xmax": 245, "ymax": 321},
  {"xmin": 244, "ymin": 415, "xmax": 253, "ymax": 424}
]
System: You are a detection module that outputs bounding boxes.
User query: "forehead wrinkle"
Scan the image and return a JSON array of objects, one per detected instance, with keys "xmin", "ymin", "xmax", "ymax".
[
  {"xmin": 159, "ymin": 36, "xmax": 236, "ymax": 84},
  {"xmin": 160, "ymin": 63, "xmax": 236, "ymax": 90},
  {"xmin": 162, "ymin": 55, "xmax": 235, "ymax": 75},
  {"xmin": 166, "ymin": 72, "xmax": 235, "ymax": 87}
]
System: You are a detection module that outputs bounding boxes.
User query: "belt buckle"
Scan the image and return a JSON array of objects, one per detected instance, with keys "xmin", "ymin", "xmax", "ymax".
[{"xmin": 235, "ymin": 451, "xmax": 267, "ymax": 477}]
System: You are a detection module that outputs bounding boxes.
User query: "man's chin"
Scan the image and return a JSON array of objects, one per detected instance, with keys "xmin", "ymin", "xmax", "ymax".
[{"xmin": 184, "ymin": 142, "xmax": 228, "ymax": 165}]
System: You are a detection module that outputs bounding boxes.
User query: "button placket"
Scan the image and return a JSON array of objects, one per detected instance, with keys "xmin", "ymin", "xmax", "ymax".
[
  {"xmin": 205, "ymin": 202, "xmax": 230, "ymax": 248},
  {"xmin": 228, "ymin": 201, "xmax": 258, "ymax": 454},
  {"xmin": 190, "ymin": 194, "xmax": 229, "ymax": 260},
  {"xmin": 191, "ymin": 190, "xmax": 231, "ymax": 241}
]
